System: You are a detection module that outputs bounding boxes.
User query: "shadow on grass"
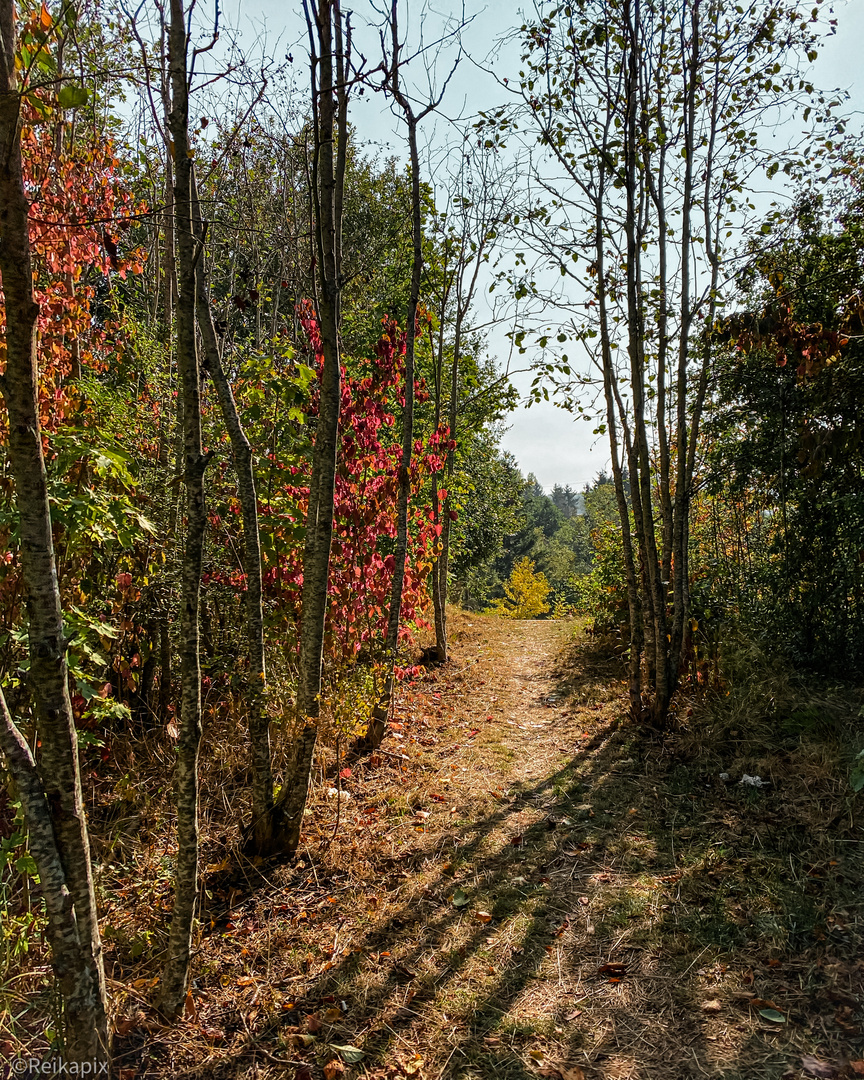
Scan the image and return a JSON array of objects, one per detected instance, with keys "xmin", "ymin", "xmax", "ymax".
[{"xmin": 114, "ymin": 635, "xmax": 864, "ymax": 1080}]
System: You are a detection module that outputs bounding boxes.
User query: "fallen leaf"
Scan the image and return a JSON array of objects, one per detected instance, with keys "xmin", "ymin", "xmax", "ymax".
[
  {"xmin": 578, "ymin": 896, "xmax": 589, "ymax": 906},
  {"xmin": 597, "ymin": 962, "xmax": 627, "ymax": 976},
  {"xmin": 475, "ymin": 910, "xmax": 493, "ymax": 923},
  {"xmin": 289, "ymin": 1033, "xmax": 316, "ymax": 1048},
  {"xmin": 322, "ymin": 1007, "xmax": 342, "ymax": 1021},
  {"xmin": 801, "ymin": 1056, "xmax": 839, "ymax": 1078},
  {"xmin": 748, "ymin": 998, "xmax": 779, "ymax": 1010},
  {"xmin": 701, "ymin": 1000, "xmax": 722, "ymax": 1014},
  {"xmin": 115, "ymin": 1016, "xmax": 138, "ymax": 1037},
  {"xmin": 323, "ymin": 1059, "xmax": 345, "ymax": 1080},
  {"xmin": 529, "ymin": 1048, "xmax": 546, "ymax": 1062},
  {"xmin": 332, "ymin": 1044, "xmax": 364, "ymax": 1063},
  {"xmin": 184, "ymin": 989, "xmax": 196, "ymax": 1021},
  {"xmin": 758, "ymin": 1008, "xmax": 786, "ymax": 1024},
  {"xmin": 237, "ymin": 976, "xmax": 255, "ymax": 987},
  {"xmin": 451, "ymin": 888, "xmax": 469, "ymax": 908},
  {"xmin": 849, "ymin": 1062, "xmax": 864, "ymax": 1076},
  {"xmin": 403, "ymin": 1052, "xmax": 424, "ymax": 1075},
  {"xmin": 305, "ymin": 1013, "xmax": 323, "ymax": 1033},
  {"xmin": 564, "ymin": 1009, "xmax": 582, "ymax": 1021}
]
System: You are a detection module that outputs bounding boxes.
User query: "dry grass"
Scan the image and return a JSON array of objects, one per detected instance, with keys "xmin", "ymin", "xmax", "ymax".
[{"xmin": 2, "ymin": 612, "xmax": 864, "ymax": 1080}]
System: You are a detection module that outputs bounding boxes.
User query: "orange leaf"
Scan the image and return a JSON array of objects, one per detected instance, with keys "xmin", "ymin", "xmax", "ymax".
[{"xmin": 40, "ymin": 2, "xmax": 52, "ymax": 28}]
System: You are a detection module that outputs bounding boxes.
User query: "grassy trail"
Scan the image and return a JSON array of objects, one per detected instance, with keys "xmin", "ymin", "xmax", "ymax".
[{"xmin": 107, "ymin": 614, "xmax": 863, "ymax": 1079}]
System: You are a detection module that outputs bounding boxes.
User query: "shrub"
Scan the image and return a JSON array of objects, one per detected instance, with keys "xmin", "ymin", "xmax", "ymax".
[{"xmin": 487, "ymin": 557, "xmax": 552, "ymax": 619}]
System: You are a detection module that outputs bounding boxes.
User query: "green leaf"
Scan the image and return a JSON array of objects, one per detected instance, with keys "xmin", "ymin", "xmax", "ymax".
[
  {"xmin": 15, "ymin": 854, "xmax": 39, "ymax": 879},
  {"xmin": 758, "ymin": 1008, "xmax": 785, "ymax": 1023},
  {"xmin": 332, "ymin": 1044, "xmax": 364, "ymax": 1063},
  {"xmin": 451, "ymin": 888, "xmax": 469, "ymax": 908},
  {"xmin": 58, "ymin": 84, "xmax": 89, "ymax": 109}
]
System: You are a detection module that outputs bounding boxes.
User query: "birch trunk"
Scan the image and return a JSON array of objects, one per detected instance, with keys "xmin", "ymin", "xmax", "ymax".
[
  {"xmin": 158, "ymin": 0, "xmax": 210, "ymax": 1017},
  {"xmin": 0, "ymin": 0, "xmax": 108, "ymax": 1059}
]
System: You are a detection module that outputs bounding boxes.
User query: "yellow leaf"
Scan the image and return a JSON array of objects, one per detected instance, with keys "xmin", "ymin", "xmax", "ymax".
[{"xmin": 404, "ymin": 1053, "xmax": 424, "ymax": 1075}]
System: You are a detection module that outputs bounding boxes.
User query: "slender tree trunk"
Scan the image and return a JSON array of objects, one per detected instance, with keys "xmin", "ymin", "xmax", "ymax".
[
  {"xmin": 0, "ymin": 0, "xmax": 108, "ymax": 1059},
  {"xmin": 158, "ymin": 0, "xmax": 211, "ymax": 1018},
  {"xmin": 429, "ymin": 292, "xmax": 448, "ymax": 664},
  {"xmin": 158, "ymin": 611, "xmax": 172, "ymax": 719},
  {"xmin": 666, "ymin": 0, "xmax": 699, "ymax": 698},
  {"xmin": 435, "ymin": 306, "xmax": 464, "ymax": 662},
  {"xmin": 192, "ymin": 179, "xmax": 273, "ymax": 855},
  {"xmin": 593, "ymin": 109, "xmax": 642, "ymax": 718},
  {"xmin": 366, "ymin": 2, "xmax": 426, "ymax": 749},
  {"xmin": 267, "ymin": 0, "xmax": 348, "ymax": 858}
]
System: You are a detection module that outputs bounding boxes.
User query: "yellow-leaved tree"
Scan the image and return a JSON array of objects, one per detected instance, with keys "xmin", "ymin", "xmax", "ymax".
[{"xmin": 488, "ymin": 558, "xmax": 552, "ymax": 619}]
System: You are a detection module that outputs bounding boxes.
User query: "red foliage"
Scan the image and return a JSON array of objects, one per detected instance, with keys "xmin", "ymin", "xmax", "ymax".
[
  {"xmin": 253, "ymin": 304, "xmax": 446, "ymax": 663},
  {"xmin": 0, "ymin": 114, "xmax": 144, "ymax": 436}
]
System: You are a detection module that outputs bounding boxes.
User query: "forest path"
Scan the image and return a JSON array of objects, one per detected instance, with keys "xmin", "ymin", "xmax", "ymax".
[{"xmin": 124, "ymin": 614, "xmax": 863, "ymax": 1080}]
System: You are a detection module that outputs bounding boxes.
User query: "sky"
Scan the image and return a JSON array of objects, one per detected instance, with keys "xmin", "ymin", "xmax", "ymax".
[{"xmin": 232, "ymin": 0, "xmax": 863, "ymax": 494}]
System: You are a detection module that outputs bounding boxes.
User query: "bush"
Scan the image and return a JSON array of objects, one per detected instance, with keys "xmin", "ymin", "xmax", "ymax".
[{"xmin": 487, "ymin": 557, "xmax": 552, "ymax": 619}]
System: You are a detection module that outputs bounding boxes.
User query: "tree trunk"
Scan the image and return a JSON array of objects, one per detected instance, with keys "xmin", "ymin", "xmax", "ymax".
[
  {"xmin": 434, "ymin": 306, "xmax": 463, "ymax": 664},
  {"xmin": 0, "ymin": 0, "xmax": 108, "ymax": 1060},
  {"xmin": 366, "ymin": 2, "xmax": 425, "ymax": 750},
  {"xmin": 158, "ymin": 0, "xmax": 210, "ymax": 1018},
  {"xmin": 266, "ymin": 0, "xmax": 348, "ymax": 858},
  {"xmin": 192, "ymin": 179, "xmax": 273, "ymax": 856}
]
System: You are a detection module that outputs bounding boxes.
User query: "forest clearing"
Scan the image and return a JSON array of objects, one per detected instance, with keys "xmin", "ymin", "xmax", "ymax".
[{"xmin": 2, "ymin": 0, "xmax": 864, "ymax": 1076}]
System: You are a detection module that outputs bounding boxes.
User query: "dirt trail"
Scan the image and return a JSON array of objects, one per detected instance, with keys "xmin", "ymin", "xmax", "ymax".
[{"xmin": 114, "ymin": 613, "xmax": 864, "ymax": 1080}]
